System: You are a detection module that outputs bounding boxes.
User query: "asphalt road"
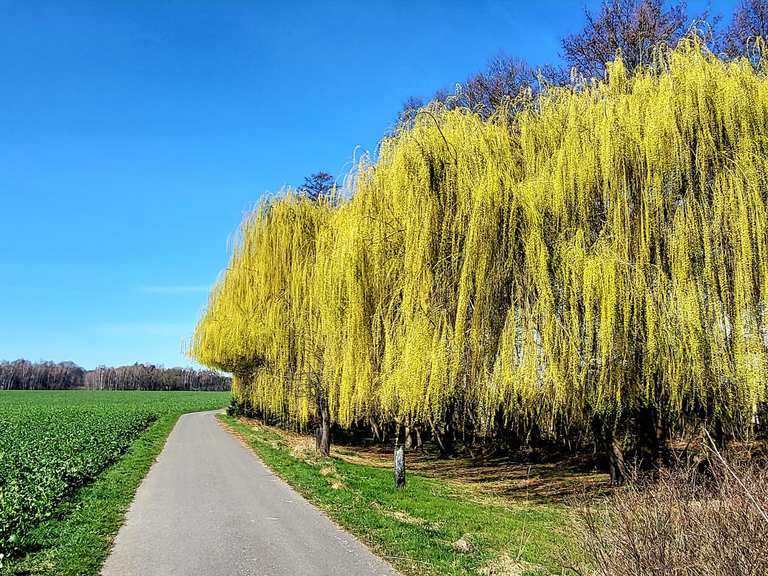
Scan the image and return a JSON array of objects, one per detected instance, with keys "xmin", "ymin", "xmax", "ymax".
[{"xmin": 101, "ymin": 410, "xmax": 399, "ymax": 576}]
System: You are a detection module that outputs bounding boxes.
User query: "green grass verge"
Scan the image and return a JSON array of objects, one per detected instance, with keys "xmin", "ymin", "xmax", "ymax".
[
  {"xmin": 221, "ymin": 415, "xmax": 578, "ymax": 576},
  {"xmin": 0, "ymin": 391, "xmax": 228, "ymax": 576},
  {"xmin": 1, "ymin": 391, "xmax": 229, "ymax": 575},
  {"xmin": 4, "ymin": 413, "xmax": 194, "ymax": 576}
]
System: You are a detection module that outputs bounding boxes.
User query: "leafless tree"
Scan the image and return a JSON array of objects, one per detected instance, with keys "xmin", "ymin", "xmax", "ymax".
[
  {"xmin": 0, "ymin": 360, "xmax": 84, "ymax": 390},
  {"xmin": 0, "ymin": 359, "xmax": 230, "ymax": 391},
  {"xmin": 562, "ymin": 0, "xmax": 690, "ymax": 77},
  {"xmin": 395, "ymin": 95, "xmax": 425, "ymax": 126},
  {"xmin": 453, "ymin": 55, "xmax": 536, "ymax": 118},
  {"xmin": 722, "ymin": 0, "xmax": 768, "ymax": 63},
  {"xmin": 83, "ymin": 363, "xmax": 230, "ymax": 391},
  {"xmin": 397, "ymin": 54, "xmax": 537, "ymax": 124}
]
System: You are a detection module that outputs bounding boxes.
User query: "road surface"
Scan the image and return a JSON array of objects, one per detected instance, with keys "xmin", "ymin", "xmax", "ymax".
[{"xmin": 101, "ymin": 410, "xmax": 399, "ymax": 576}]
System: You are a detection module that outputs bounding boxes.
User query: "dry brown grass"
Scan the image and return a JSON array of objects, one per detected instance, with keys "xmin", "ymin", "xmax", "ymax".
[
  {"xmin": 578, "ymin": 454, "xmax": 768, "ymax": 576},
  {"xmin": 234, "ymin": 417, "xmax": 609, "ymax": 506},
  {"xmin": 333, "ymin": 442, "xmax": 608, "ymax": 505},
  {"xmin": 368, "ymin": 502, "xmax": 426, "ymax": 526},
  {"xmin": 478, "ymin": 553, "xmax": 548, "ymax": 575}
]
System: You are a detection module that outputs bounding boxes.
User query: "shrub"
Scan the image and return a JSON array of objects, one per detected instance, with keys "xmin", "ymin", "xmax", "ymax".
[{"xmin": 578, "ymin": 453, "xmax": 768, "ymax": 575}]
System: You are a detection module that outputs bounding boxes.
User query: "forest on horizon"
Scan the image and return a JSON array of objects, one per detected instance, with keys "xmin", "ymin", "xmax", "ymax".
[{"xmin": 0, "ymin": 359, "xmax": 231, "ymax": 391}]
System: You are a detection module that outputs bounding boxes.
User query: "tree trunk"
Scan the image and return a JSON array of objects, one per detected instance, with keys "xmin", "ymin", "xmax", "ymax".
[
  {"xmin": 404, "ymin": 426, "xmax": 414, "ymax": 450},
  {"xmin": 371, "ymin": 419, "xmax": 381, "ymax": 442},
  {"xmin": 434, "ymin": 405, "xmax": 456, "ymax": 457},
  {"xmin": 634, "ymin": 404, "xmax": 661, "ymax": 469},
  {"xmin": 315, "ymin": 388, "xmax": 331, "ymax": 457},
  {"xmin": 711, "ymin": 417, "xmax": 728, "ymax": 451},
  {"xmin": 608, "ymin": 436, "xmax": 627, "ymax": 485},
  {"xmin": 394, "ymin": 446, "xmax": 406, "ymax": 488},
  {"xmin": 435, "ymin": 424, "xmax": 454, "ymax": 457},
  {"xmin": 592, "ymin": 414, "xmax": 627, "ymax": 485}
]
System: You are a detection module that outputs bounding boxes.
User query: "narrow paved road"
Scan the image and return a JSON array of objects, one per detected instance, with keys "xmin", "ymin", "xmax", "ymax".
[{"xmin": 101, "ymin": 411, "xmax": 399, "ymax": 576}]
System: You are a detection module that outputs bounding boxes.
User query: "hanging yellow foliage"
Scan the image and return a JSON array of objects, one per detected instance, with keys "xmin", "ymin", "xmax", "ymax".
[{"xmin": 192, "ymin": 41, "xmax": 768, "ymax": 439}]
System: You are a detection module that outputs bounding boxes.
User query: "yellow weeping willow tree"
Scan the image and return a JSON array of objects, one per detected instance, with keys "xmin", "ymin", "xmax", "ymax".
[
  {"xmin": 191, "ymin": 195, "xmax": 333, "ymax": 440},
  {"xmin": 193, "ymin": 40, "xmax": 768, "ymax": 470}
]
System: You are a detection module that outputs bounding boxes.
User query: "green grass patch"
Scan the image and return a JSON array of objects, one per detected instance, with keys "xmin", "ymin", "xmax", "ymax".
[
  {"xmin": 221, "ymin": 415, "xmax": 577, "ymax": 576},
  {"xmin": 0, "ymin": 391, "xmax": 230, "ymax": 576}
]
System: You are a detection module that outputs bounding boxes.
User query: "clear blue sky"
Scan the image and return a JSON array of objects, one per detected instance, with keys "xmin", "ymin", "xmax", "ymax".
[{"xmin": 0, "ymin": 0, "xmax": 735, "ymax": 369}]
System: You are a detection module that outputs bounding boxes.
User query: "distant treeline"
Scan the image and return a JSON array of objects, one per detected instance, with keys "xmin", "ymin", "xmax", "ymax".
[
  {"xmin": 0, "ymin": 360, "xmax": 231, "ymax": 391},
  {"xmin": 84, "ymin": 364, "xmax": 230, "ymax": 391}
]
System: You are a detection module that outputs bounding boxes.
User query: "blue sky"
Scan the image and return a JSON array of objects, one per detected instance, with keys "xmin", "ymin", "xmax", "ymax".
[{"xmin": 0, "ymin": 0, "xmax": 736, "ymax": 369}]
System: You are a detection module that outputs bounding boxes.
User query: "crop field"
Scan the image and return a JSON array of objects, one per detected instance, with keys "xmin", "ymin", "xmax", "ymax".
[{"xmin": 0, "ymin": 391, "xmax": 229, "ymax": 562}]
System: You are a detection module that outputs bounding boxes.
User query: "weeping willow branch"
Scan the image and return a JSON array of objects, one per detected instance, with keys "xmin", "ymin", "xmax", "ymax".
[{"xmin": 192, "ymin": 39, "xmax": 768, "ymax": 445}]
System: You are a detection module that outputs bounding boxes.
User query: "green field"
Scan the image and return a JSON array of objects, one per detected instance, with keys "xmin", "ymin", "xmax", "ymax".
[{"xmin": 0, "ymin": 390, "xmax": 229, "ymax": 574}]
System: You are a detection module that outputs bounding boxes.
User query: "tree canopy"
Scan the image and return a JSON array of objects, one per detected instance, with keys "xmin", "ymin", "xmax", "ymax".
[{"xmin": 193, "ymin": 42, "xmax": 768, "ymax": 466}]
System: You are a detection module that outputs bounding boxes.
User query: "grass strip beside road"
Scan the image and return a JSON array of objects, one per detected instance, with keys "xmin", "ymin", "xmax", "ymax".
[
  {"xmin": 2, "ymin": 390, "xmax": 230, "ymax": 576},
  {"xmin": 220, "ymin": 415, "xmax": 578, "ymax": 576},
  {"xmin": 2, "ymin": 414, "xmax": 179, "ymax": 576}
]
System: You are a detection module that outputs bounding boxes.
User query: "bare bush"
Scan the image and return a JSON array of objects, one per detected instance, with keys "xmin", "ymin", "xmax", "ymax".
[{"xmin": 578, "ymin": 452, "xmax": 768, "ymax": 576}]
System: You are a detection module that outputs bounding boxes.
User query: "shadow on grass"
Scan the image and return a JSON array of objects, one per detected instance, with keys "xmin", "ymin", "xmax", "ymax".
[{"xmin": 221, "ymin": 415, "xmax": 585, "ymax": 576}]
